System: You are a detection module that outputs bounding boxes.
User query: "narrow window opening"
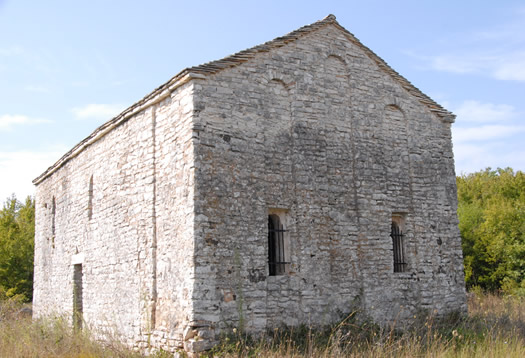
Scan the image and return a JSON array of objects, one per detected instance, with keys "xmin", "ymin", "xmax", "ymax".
[
  {"xmin": 73, "ymin": 264, "xmax": 83, "ymax": 330},
  {"xmin": 391, "ymin": 220, "xmax": 407, "ymax": 273},
  {"xmin": 268, "ymin": 214, "xmax": 288, "ymax": 276},
  {"xmin": 51, "ymin": 196, "xmax": 56, "ymax": 238},
  {"xmin": 88, "ymin": 175, "xmax": 93, "ymax": 220}
]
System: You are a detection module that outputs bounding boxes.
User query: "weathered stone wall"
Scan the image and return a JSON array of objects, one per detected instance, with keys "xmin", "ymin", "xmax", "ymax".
[
  {"xmin": 33, "ymin": 106, "xmax": 155, "ymax": 344},
  {"xmin": 33, "ymin": 82, "xmax": 196, "ymax": 350},
  {"xmin": 149, "ymin": 83, "xmax": 196, "ymax": 351},
  {"xmin": 190, "ymin": 23, "xmax": 466, "ymax": 341}
]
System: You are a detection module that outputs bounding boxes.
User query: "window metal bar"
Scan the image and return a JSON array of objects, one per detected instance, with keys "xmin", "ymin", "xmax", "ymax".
[
  {"xmin": 391, "ymin": 222, "xmax": 407, "ymax": 273},
  {"xmin": 277, "ymin": 224, "xmax": 284, "ymax": 274},
  {"xmin": 268, "ymin": 216, "xmax": 289, "ymax": 276}
]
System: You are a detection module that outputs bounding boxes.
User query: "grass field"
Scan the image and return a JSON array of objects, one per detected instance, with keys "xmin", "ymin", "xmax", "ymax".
[{"xmin": 1, "ymin": 292, "xmax": 523, "ymax": 357}]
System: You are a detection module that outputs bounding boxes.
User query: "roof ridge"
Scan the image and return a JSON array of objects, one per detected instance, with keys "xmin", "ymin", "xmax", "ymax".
[{"xmin": 183, "ymin": 14, "xmax": 337, "ymax": 75}]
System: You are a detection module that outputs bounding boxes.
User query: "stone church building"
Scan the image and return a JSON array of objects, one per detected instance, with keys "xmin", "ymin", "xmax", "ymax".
[{"xmin": 33, "ymin": 15, "xmax": 467, "ymax": 354}]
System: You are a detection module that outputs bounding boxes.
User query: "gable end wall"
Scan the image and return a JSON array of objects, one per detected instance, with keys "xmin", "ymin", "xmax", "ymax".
[{"xmin": 190, "ymin": 24, "xmax": 466, "ymax": 338}]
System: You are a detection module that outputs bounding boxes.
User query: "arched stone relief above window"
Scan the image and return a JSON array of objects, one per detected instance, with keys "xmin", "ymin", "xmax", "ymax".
[
  {"xmin": 383, "ymin": 104, "xmax": 412, "ymax": 200},
  {"xmin": 268, "ymin": 78, "xmax": 290, "ymax": 96},
  {"xmin": 312, "ymin": 54, "xmax": 351, "ymax": 125},
  {"xmin": 384, "ymin": 105, "xmax": 407, "ymax": 133},
  {"xmin": 256, "ymin": 70, "xmax": 294, "ymax": 92},
  {"xmin": 326, "ymin": 53, "xmax": 347, "ymax": 69},
  {"xmin": 323, "ymin": 55, "xmax": 349, "ymax": 91}
]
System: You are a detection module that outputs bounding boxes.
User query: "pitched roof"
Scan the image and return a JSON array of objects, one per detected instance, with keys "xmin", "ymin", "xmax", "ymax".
[{"xmin": 34, "ymin": 14, "xmax": 455, "ymax": 185}]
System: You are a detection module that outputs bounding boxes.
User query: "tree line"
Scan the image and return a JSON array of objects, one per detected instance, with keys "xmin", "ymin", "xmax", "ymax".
[
  {"xmin": 0, "ymin": 168, "xmax": 523, "ymax": 301},
  {"xmin": 457, "ymin": 168, "xmax": 524, "ymax": 295},
  {"xmin": 0, "ymin": 195, "xmax": 34, "ymax": 301}
]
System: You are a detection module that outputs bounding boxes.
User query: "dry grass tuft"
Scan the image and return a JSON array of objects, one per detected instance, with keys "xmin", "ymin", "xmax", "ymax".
[
  {"xmin": 207, "ymin": 292, "xmax": 525, "ymax": 357},
  {"xmin": 1, "ymin": 292, "xmax": 524, "ymax": 357},
  {"xmin": 0, "ymin": 298, "xmax": 144, "ymax": 358}
]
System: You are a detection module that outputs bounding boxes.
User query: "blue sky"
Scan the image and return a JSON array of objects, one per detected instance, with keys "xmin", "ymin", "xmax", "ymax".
[{"xmin": 1, "ymin": 0, "xmax": 524, "ymax": 201}]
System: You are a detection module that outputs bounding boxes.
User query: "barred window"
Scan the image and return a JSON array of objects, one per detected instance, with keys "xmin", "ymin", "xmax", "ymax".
[
  {"xmin": 391, "ymin": 221, "xmax": 407, "ymax": 273},
  {"xmin": 268, "ymin": 214, "xmax": 287, "ymax": 276}
]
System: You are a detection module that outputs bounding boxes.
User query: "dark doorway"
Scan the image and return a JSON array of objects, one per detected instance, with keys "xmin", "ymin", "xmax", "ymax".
[{"xmin": 73, "ymin": 264, "xmax": 83, "ymax": 330}]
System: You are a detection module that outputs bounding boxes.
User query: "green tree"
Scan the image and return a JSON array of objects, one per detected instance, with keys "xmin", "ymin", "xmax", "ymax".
[
  {"xmin": 457, "ymin": 168, "xmax": 525, "ymax": 294},
  {"xmin": 0, "ymin": 195, "xmax": 35, "ymax": 301}
]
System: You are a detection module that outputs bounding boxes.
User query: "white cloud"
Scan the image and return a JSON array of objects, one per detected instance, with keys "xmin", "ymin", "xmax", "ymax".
[
  {"xmin": 451, "ymin": 99, "xmax": 525, "ymax": 173},
  {"xmin": 492, "ymin": 54, "xmax": 525, "ymax": 81},
  {"xmin": 111, "ymin": 80, "xmax": 129, "ymax": 86},
  {"xmin": 24, "ymin": 84, "xmax": 51, "ymax": 93},
  {"xmin": 71, "ymin": 80, "xmax": 90, "ymax": 87},
  {"xmin": 422, "ymin": 7, "xmax": 525, "ymax": 82},
  {"xmin": 0, "ymin": 150, "xmax": 65, "ymax": 202},
  {"xmin": 430, "ymin": 55, "xmax": 481, "ymax": 74},
  {"xmin": 0, "ymin": 46, "xmax": 23, "ymax": 56},
  {"xmin": 429, "ymin": 51, "xmax": 525, "ymax": 82},
  {"xmin": 0, "ymin": 114, "xmax": 52, "ymax": 131},
  {"xmin": 453, "ymin": 142, "xmax": 525, "ymax": 175},
  {"xmin": 474, "ymin": 7, "xmax": 525, "ymax": 43},
  {"xmin": 453, "ymin": 143, "xmax": 490, "ymax": 175},
  {"xmin": 72, "ymin": 104, "xmax": 125, "ymax": 121},
  {"xmin": 452, "ymin": 100, "xmax": 523, "ymax": 144},
  {"xmin": 453, "ymin": 100, "xmax": 517, "ymax": 123},
  {"xmin": 452, "ymin": 125, "xmax": 525, "ymax": 143}
]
